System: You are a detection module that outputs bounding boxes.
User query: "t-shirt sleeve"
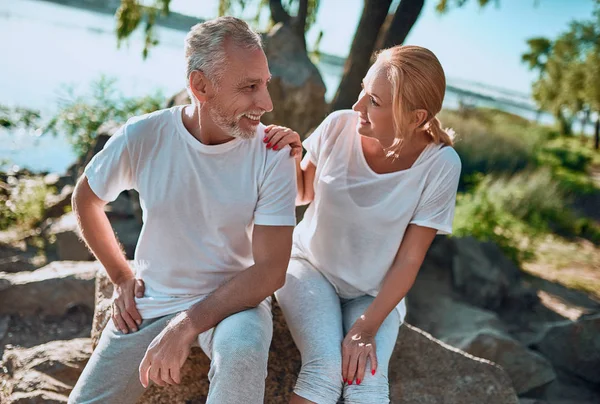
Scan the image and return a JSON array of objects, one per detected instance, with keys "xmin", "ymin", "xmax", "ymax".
[
  {"xmin": 255, "ymin": 151, "xmax": 297, "ymax": 226},
  {"xmin": 410, "ymin": 149, "xmax": 462, "ymax": 235},
  {"xmin": 301, "ymin": 113, "xmax": 333, "ymax": 168},
  {"xmin": 83, "ymin": 124, "xmax": 135, "ymax": 203}
]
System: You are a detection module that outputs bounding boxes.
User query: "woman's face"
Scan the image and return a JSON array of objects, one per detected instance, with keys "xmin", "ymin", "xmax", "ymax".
[{"xmin": 352, "ymin": 62, "xmax": 395, "ymax": 145}]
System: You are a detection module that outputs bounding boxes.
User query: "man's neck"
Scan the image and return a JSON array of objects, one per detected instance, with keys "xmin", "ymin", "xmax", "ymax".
[{"xmin": 182, "ymin": 104, "xmax": 236, "ymax": 146}]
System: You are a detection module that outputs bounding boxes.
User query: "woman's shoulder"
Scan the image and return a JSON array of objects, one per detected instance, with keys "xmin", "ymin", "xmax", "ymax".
[{"xmin": 424, "ymin": 144, "xmax": 462, "ymax": 181}]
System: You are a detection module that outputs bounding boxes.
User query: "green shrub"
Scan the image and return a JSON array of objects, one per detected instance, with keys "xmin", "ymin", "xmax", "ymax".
[
  {"xmin": 45, "ymin": 76, "xmax": 164, "ymax": 158},
  {"xmin": 0, "ymin": 176, "xmax": 52, "ymax": 230}
]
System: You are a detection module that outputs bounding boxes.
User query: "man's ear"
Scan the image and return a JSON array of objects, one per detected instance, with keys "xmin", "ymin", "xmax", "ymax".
[{"xmin": 189, "ymin": 70, "xmax": 210, "ymax": 103}]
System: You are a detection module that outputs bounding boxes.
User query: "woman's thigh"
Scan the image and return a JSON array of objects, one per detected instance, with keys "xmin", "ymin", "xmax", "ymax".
[
  {"xmin": 341, "ymin": 296, "xmax": 401, "ymax": 404},
  {"xmin": 275, "ymin": 258, "xmax": 346, "ymax": 403}
]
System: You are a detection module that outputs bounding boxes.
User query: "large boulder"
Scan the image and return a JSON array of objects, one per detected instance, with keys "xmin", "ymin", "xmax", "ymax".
[
  {"xmin": 48, "ymin": 212, "xmax": 92, "ymax": 261},
  {"xmin": 452, "ymin": 237, "xmax": 538, "ymax": 311},
  {"xmin": 408, "ymin": 283, "xmax": 555, "ymax": 395},
  {"xmin": 534, "ymin": 314, "xmax": 600, "ymax": 384},
  {"xmin": 1, "ymin": 338, "xmax": 91, "ymax": 404},
  {"xmin": 0, "ymin": 261, "xmax": 99, "ymax": 316},
  {"xmin": 85, "ymin": 270, "xmax": 518, "ymax": 403}
]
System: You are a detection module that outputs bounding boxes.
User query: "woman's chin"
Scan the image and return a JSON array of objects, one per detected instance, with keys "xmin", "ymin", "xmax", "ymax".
[{"xmin": 356, "ymin": 122, "xmax": 372, "ymax": 135}]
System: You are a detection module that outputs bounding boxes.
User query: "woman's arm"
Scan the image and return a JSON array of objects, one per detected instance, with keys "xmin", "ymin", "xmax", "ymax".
[
  {"xmin": 264, "ymin": 125, "xmax": 317, "ymax": 206},
  {"xmin": 342, "ymin": 224, "xmax": 438, "ymax": 384}
]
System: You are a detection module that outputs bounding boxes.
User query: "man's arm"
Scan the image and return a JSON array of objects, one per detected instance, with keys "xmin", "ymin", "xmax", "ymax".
[
  {"xmin": 72, "ymin": 176, "xmax": 144, "ymax": 333},
  {"xmin": 138, "ymin": 224, "xmax": 293, "ymax": 387},
  {"xmin": 185, "ymin": 223, "xmax": 293, "ymax": 333}
]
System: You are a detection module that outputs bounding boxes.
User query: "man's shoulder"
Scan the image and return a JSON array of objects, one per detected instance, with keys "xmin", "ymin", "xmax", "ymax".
[{"xmin": 125, "ymin": 107, "xmax": 179, "ymax": 132}]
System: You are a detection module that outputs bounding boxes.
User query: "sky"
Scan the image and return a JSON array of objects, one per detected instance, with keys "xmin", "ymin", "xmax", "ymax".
[{"xmin": 170, "ymin": 0, "xmax": 597, "ymax": 94}]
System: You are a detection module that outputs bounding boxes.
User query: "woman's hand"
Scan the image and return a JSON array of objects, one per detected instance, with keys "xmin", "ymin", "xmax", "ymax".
[
  {"xmin": 264, "ymin": 125, "xmax": 303, "ymax": 159},
  {"xmin": 342, "ymin": 325, "xmax": 378, "ymax": 385}
]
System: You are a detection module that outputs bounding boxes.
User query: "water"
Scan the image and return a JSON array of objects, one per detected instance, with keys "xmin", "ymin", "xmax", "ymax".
[{"xmin": 0, "ymin": 0, "xmax": 551, "ymax": 174}]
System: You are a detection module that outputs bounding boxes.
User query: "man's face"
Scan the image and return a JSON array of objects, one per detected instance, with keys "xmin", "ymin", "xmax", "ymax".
[{"xmin": 204, "ymin": 43, "xmax": 273, "ymax": 139}]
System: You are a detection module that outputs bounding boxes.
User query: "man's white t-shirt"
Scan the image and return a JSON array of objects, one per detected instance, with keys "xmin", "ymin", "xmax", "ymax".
[
  {"xmin": 292, "ymin": 110, "xmax": 462, "ymax": 321},
  {"xmin": 84, "ymin": 105, "xmax": 297, "ymax": 319}
]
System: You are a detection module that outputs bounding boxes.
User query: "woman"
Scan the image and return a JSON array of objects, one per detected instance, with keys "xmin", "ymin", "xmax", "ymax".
[{"xmin": 263, "ymin": 45, "xmax": 461, "ymax": 404}]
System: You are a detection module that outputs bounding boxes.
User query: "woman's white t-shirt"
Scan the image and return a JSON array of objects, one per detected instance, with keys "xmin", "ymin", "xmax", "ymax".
[{"xmin": 292, "ymin": 110, "xmax": 462, "ymax": 320}]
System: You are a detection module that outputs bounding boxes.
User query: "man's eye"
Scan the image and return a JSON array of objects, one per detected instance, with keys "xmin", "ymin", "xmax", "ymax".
[{"xmin": 246, "ymin": 85, "xmax": 257, "ymax": 91}]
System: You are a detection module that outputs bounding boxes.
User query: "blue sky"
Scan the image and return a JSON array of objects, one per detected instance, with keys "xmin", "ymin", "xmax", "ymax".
[{"xmin": 171, "ymin": 0, "xmax": 597, "ymax": 94}]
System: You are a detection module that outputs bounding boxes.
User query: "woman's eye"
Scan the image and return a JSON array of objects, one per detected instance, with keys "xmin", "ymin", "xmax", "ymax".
[{"xmin": 370, "ymin": 97, "xmax": 379, "ymax": 107}]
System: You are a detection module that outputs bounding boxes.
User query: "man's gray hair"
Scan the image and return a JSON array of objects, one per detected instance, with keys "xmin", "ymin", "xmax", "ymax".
[{"xmin": 185, "ymin": 16, "xmax": 263, "ymax": 94}]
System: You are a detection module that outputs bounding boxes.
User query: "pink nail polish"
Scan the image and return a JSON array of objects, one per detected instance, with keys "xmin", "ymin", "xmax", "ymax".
[
  {"xmin": 357, "ymin": 379, "xmax": 361, "ymax": 385},
  {"xmin": 372, "ymin": 369, "xmax": 376, "ymax": 375},
  {"xmin": 348, "ymin": 380, "xmax": 353, "ymax": 385},
  {"xmin": 267, "ymin": 143, "xmax": 271, "ymax": 148},
  {"xmin": 273, "ymin": 145, "xmax": 279, "ymax": 150},
  {"xmin": 343, "ymin": 378, "xmax": 347, "ymax": 383},
  {"xmin": 263, "ymin": 137, "xmax": 268, "ymax": 142}
]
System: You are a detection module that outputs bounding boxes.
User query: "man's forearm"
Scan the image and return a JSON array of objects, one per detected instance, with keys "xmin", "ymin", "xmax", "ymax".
[
  {"xmin": 73, "ymin": 181, "xmax": 133, "ymax": 284},
  {"xmin": 184, "ymin": 261, "xmax": 286, "ymax": 335}
]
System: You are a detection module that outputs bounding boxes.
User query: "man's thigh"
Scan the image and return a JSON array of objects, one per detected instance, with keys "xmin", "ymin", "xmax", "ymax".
[
  {"xmin": 198, "ymin": 298, "xmax": 273, "ymax": 363},
  {"xmin": 69, "ymin": 314, "xmax": 175, "ymax": 404}
]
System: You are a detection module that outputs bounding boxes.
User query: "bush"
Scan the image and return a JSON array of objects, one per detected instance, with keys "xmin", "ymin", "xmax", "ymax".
[
  {"xmin": 439, "ymin": 109, "xmax": 548, "ymax": 187},
  {"xmin": 45, "ymin": 76, "xmax": 164, "ymax": 158},
  {"xmin": 0, "ymin": 175, "xmax": 52, "ymax": 230}
]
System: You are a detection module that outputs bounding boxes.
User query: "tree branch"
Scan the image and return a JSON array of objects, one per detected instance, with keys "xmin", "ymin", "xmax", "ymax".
[{"xmin": 269, "ymin": 0, "xmax": 292, "ymax": 25}]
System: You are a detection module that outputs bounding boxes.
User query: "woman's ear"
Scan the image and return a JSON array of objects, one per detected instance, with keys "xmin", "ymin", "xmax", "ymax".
[
  {"xmin": 189, "ymin": 70, "xmax": 210, "ymax": 103},
  {"xmin": 413, "ymin": 109, "xmax": 428, "ymax": 128}
]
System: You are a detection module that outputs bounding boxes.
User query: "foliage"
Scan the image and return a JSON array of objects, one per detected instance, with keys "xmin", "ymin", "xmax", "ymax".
[
  {"xmin": 44, "ymin": 76, "xmax": 163, "ymax": 158},
  {"xmin": 0, "ymin": 176, "xmax": 52, "ymax": 230},
  {"xmin": 115, "ymin": 0, "xmax": 320, "ymax": 58},
  {"xmin": 0, "ymin": 105, "xmax": 41, "ymax": 130}
]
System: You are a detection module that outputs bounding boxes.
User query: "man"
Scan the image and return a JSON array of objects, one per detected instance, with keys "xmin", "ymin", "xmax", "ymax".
[{"xmin": 69, "ymin": 16, "xmax": 297, "ymax": 404}]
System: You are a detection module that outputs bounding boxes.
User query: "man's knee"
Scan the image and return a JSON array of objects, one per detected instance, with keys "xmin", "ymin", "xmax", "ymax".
[{"xmin": 211, "ymin": 327, "xmax": 270, "ymax": 374}]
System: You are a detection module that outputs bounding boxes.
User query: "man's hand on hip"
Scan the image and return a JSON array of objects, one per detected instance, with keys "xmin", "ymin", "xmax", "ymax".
[{"xmin": 112, "ymin": 276, "xmax": 145, "ymax": 333}]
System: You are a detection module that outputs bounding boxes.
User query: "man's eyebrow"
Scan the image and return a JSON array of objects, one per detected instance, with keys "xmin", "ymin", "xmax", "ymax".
[{"xmin": 238, "ymin": 76, "xmax": 272, "ymax": 86}]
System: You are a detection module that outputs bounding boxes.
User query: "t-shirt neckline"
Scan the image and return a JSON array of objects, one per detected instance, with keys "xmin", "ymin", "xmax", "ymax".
[
  {"xmin": 355, "ymin": 130, "xmax": 435, "ymax": 177},
  {"xmin": 173, "ymin": 104, "xmax": 244, "ymax": 154}
]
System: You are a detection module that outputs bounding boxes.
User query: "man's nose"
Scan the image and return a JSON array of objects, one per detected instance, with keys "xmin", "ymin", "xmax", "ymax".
[{"xmin": 257, "ymin": 87, "xmax": 273, "ymax": 113}]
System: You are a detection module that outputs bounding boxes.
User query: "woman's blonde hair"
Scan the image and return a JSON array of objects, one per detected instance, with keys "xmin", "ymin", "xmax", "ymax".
[{"xmin": 375, "ymin": 45, "xmax": 454, "ymax": 156}]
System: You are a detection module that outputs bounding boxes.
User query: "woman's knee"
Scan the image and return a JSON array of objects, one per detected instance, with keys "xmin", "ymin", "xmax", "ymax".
[
  {"xmin": 294, "ymin": 353, "xmax": 344, "ymax": 404},
  {"xmin": 342, "ymin": 375, "xmax": 390, "ymax": 404}
]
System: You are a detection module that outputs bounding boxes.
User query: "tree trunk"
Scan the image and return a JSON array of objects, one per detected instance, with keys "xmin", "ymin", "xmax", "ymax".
[
  {"xmin": 269, "ymin": 0, "xmax": 307, "ymax": 50},
  {"xmin": 379, "ymin": 0, "xmax": 425, "ymax": 49},
  {"xmin": 269, "ymin": 0, "xmax": 291, "ymax": 25},
  {"xmin": 595, "ymin": 116, "xmax": 599, "ymax": 150},
  {"xmin": 292, "ymin": 0, "xmax": 308, "ymax": 50},
  {"xmin": 330, "ymin": 0, "xmax": 393, "ymax": 111}
]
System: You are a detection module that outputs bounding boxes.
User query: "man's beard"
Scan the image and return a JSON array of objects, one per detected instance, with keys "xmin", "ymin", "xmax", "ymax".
[{"xmin": 208, "ymin": 102, "xmax": 257, "ymax": 140}]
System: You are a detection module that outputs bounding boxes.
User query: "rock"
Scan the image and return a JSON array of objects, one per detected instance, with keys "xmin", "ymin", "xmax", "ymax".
[
  {"xmin": 2, "ymin": 338, "xmax": 92, "ymax": 403},
  {"xmin": 534, "ymin": 314, "xmax": 600, "ymax": 384},
  {"xmin": 0, "ymin": 315, "xmax": 9, "ymax": 340},
  {"xmin": 110, "ymin": 218, "xmax": 141, "ymax": 260},
  {"xmin": 84, "ymin": 270, "xmax": 518, "ymax": 403},
  {"xmin": 390, "ymin": 324, "xmax": 518, "ymax": 404},
  {"xmin": 408, "ymin": 285, "xmax": 555, "ymax": 395},
  {"xmin": 0, "ymin": 261, "xmax": 99, "ymax": 316},
  {"xmin": 48, "ymin": 212, "xmax": 92, "ymax": 261},
  {"xmin": 452, "ymin": 236, "xmax": 538, "ymax": 311},
  {"xmin": 262, "ymin": 24, "xmax": 328, "ymax": 137},
  {"xmin": 43, "ymin": 185, "xmax": 73, "ymax": 221}
]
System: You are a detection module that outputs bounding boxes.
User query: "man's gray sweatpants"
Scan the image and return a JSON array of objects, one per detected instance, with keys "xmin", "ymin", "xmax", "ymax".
[{"xmin": 69, "ymin": 298, "xmax": 273, "ymax": 404}]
